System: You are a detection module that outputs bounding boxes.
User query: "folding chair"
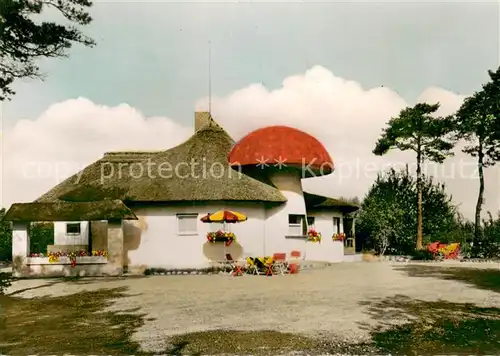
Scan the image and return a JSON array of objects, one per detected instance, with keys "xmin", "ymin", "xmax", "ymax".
[
  {"xmin": 245, "ymin": 257, "xmax": 260, "ymax": 275},
  {"xmin": 288, "ymin": 250, "xmax": 301, "ymax": 274},
  {"xmin": 264, "ymin": 256, "xmax": 274, "ymax": 276},
  {"xmin": 445, "ymin": 243, "xmax": 460, "ymax": 259},
  {"xmin": 253, "ymin": 257, "xmax": 268, "ymax": 275},
  {"xmin": 272, "ymin": 253, "xmax": 287, "ymax": 275}
]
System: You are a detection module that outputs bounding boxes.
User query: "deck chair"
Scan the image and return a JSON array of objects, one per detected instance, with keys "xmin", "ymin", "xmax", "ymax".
[
  {"xmin": 253, "ymin": 257, "xmax": 267, "ymax": 275},
  {"xmin": 427, "ymin": 242, "xmax": 440, "ymax": 256},
  {"xmin": 444, "ymin": 243, "xmax": 460, "ymax": 259},
  {"xmin": 272, "ymin": 253, "xmax": 287, "ymax": 275},
  {"xmin": 245, "ymin": 257, "xmax": 260, "ymax": 275}
]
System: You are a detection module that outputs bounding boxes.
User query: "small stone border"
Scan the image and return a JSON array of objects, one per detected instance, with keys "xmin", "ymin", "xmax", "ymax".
[
  {"xmin": 144, "ymin": 262, "xmax": 331, "ymax": 276},
  {"xmin": 380, "ymin": 255, "xmax": 500, "ymax": 264},
  {"xmin": 460, "ymin": 258, "xmax": 500, "ymax": 263}
]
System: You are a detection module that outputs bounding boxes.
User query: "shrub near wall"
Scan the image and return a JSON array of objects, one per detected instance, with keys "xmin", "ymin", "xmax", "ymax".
[{"xmin": 0, "ymin": 208, "xmax": 12, "ymax": 262}]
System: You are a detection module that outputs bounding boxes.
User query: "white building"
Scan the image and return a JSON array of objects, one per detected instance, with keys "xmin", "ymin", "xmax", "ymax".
[{"xmin": 7, "ymin": 112, "xmax": 359, "ymax": 277}]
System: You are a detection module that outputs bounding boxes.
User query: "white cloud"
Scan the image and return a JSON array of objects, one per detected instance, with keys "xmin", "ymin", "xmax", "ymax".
[
  {"xmin": 2, "ymin": 66, "xmax": 498, "ymax": 219},
  {"xmin": 1, "ymin": 98, "xmax": 191, "ymax": 206},
  {"xmin": 199, "ymin": 65, "xmax": 498, "ymax": 219}
]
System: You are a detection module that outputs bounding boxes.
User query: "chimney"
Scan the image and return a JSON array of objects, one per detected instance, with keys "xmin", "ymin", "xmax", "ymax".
[{"xmin": 194, "ymin": 111, "xmax": 212, "ymax": 132}]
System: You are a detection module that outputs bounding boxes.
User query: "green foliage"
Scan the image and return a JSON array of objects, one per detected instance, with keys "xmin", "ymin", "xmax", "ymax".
[
  {"xmin": 452, "ymin": 66, "xmax": 500, "ymax": 240},
  {"xmin": 408, "ymin": 249, "xmax": 435, "ymax": 260},
  {"xmin": 373, "ymin": 103, "xmax": 455, "ymax": 249},
  {"xmin": 0, "ymin": 272, "xmax": 12, "ymax": 295},
  {"xmin": 0, "ymin": 208, "xmax": 12, "ymax": 262},
  {"xmin": 357, "ymin": 168, "xmax": 457, "ymax": 255},
  {"xmin": 0, "ymin": 0, "xmax": 95, "ymax": 100},
  {"xmin": 29, "ymin": 222, "xmax": 54, "ymax": 254},
  {"xmin": 373, "ymin": 103, "xmax": 454, "ymax": 163},
  {"xmin": 467, "ymin": 212, "xmax": 500, "ymax": 258}
]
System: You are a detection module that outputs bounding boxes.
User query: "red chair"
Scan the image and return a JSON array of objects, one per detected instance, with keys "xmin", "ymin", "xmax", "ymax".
[
  {"xmin": 288, "ymin": 250, "xmax": 301, "ymax": 274},
  {"xmin": 427, "ymin": 242, "xmax": 440, "ymax": 256},
  {"xmin": 224, "ymin": 253, "xmax": 244, "ymax": 276}
]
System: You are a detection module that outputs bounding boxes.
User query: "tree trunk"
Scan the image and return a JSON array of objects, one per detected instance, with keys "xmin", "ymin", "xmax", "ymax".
[
  {"xmin": 475, "ymin": 146, "xmax": 485, "ymax": 241},
  {"xmin": 416, "ymin": 147, "xmax": 423, "ymax": 250}
]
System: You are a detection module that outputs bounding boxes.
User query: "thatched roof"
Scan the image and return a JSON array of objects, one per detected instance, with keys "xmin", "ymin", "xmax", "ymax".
[
  {"xmin": 304, "ymin": 192, "xmax": 360, "ymax": 214},
  {"xmin": 5, "ymin": 200, "xmax": 137, "ymax": 222},
  {"xmin": 39, "ymin": 116, "xmax": 287, "ymax": 204}
]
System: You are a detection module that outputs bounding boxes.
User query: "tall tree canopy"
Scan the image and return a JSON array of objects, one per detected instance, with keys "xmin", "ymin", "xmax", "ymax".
[
  {"xmin": 0, "ymin": 0, "xmax": 95, "ymax": 100},
  {"xmin": 373, "ymin": 103, "xmax": 454, "ymax": 249},
  {"xmin": 452, "ymin": 66, "xmax": 500, "ymax": 241}
]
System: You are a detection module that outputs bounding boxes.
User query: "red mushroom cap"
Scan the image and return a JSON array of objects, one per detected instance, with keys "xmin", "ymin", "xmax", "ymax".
[{"xmin": 228, "ymin": 126, "xmax": 334, "ymax": 177}]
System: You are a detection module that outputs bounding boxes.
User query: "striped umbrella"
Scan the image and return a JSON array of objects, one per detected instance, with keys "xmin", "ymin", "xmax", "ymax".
[{"xmin": 200, "ymin": 210, "xmax": 247, "ymax": 223}]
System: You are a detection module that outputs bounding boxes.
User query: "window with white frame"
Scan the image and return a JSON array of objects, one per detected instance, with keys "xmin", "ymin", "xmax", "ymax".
[
  {"xmin": 66, "ymin": 222, "xmax": 81, "ymax": 235},
  {"xmin": 288, "ymin": 214, "xmax": 306, "ymax": 236},
  {"xmin": 177, "ymin": 213, "xmax": 198, "ymax": 235},
  {"xmin": 333, "ymin": 217, "xmax": 341, "ymax": 234}
]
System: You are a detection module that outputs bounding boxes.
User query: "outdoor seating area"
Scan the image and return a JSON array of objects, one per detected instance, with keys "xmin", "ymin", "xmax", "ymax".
[{"xmin": 212, "ymin": 251, "xmax": 302, "ymax": 276}]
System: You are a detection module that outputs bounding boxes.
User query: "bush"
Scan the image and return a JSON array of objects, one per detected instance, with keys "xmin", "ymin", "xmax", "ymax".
[
  {"xmin": 409, "ymin": 249, "xmax": 435, "ymax": 261},
  {"xmin": 357, "ymin": 168, "xmax": 457, "ymax": 255},
  {"xmin": 0, "ymin": 272, "xmax": 12, "ymax": 295},
  {"xmin": 29, "ymin": 222, "xmax": 54, "ymax": 254},
  {"xmin": 0, "ymin": 208, "xmax": 12, "ymax": 262}
]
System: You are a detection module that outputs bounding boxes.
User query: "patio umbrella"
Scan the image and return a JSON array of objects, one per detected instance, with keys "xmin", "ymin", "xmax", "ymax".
[
  {"xmin": 200, "ymin": 210, "xmax": 247, "ymax": 223},
  {"xmin": 201, "ymin": 210, "xmax": 247, "ymax": 261}
]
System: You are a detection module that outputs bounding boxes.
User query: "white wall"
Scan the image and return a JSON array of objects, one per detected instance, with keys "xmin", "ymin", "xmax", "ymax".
[
  {"xmin": 53, "ymin": 221, "xmax": 89, "ymax": 245},
  {"xmin": 305, "ymin": 210, "xmax": 344, "ymax": 262},
  {"xmin": 265, "ymin": 171, "xmax": 308, "ymax": 256},
  {"xmin": 126, "ymin": 203, "xmax": 266, "ymax": 269}
]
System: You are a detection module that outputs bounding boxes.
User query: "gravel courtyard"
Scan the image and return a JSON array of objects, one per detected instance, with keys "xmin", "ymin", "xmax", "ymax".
[{"xmin": 6, "ymin": 261, "xmax": 500, "ymax": 353}]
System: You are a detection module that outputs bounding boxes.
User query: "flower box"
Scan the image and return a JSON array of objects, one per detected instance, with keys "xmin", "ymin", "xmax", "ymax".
[
  {"xmin": 29, "ymin": 250, "xmax": 108, "ymax": 267},
  {"xmin": 27, "ymin": 256, "xmax": 107, "ymax": 265},
  {"xmin": 307, "ymin": 229, "xmax": 322, "ymax": 243},
  {"xmin": 333, "ymin": 233, "xmax": 346, "ymax": 242},
  {"xmin": 207, "ymin": 231, "xmax": 236, "ymax": 246}
]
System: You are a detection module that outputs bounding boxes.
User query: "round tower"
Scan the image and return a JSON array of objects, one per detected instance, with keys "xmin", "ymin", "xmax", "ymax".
[{"xmin": 229, "ymin": 126, "xmax": 334, "ymax": 253}]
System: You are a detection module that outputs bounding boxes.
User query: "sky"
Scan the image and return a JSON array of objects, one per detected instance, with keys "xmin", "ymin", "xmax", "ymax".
[{"xmin": 1, "ymin": 0, "xmax": 499, "ymax": 220}]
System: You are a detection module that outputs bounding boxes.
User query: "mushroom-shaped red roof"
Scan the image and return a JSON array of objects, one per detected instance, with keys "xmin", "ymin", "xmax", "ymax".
[{"xmin": 228, "ymin": 126, "xmax": 334, "ymax": 178}]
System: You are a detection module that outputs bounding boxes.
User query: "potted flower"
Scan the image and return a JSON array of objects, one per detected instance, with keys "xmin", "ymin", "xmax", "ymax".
[
  {"xmin": 307, "ymin": 229, "xmax": 322, "ymax": 243},
  {"xmin": 92, "ymin": 250, "xmax": 108, "ymax": 257},
  {"xmin": 206, "ymin": 230, "xmax": 237, "ymax": 246},
  {"xmin": 67, "ymin": 251, "xmax": 78, "ymax": 267},
  {"xmin": 333, "ymin": 232, "xmax": 346, "ymax": 242}
]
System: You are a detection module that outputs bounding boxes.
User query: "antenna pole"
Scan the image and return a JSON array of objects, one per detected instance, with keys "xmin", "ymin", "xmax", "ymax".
[{"xmin": 208, "ymin": 40, "xmax": 212, "ymax": 114}]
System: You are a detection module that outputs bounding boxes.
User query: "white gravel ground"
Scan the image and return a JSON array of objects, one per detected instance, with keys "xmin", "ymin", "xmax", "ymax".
[{"xmin": 6, "ymin": 261, "xmax": 500, "ymax": 352}]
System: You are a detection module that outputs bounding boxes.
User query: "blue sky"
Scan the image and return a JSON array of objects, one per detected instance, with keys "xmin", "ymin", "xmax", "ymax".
[{"xmin": 3, "ymin": 0, "xmax": 499, "ymax": 126}]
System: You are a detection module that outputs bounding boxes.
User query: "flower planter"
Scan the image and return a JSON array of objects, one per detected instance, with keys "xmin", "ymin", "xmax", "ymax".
[
  {"xmin": 27, "ymin": 256, "xmax": 107, "ymax": 265},
  {"xmin": 307, "ymin": 229, "xmax": 322, "ymax": 243},
  {"xmin": 207, "ymin": 231, "xmax": 236, "ymax": 247},
  {"xmin": 332, "ymin": 233, "xmax": 346, "ymax": 243},
  {"xmin": 29, "ymin": 250, "xmax": 109, "ymax": 267}
]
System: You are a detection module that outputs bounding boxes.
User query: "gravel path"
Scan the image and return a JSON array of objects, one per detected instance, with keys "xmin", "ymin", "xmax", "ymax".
[{"xmin": 7, "ymin": 262, "xmax": 500, "ymax": 352}]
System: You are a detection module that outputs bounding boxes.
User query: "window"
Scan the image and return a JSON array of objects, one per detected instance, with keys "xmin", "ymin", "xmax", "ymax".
[
  {"xmin": 288, "ymin": 214, "xmax": 306, "ymax": 236},
  {"xmin": 333, "ymin": 217, "xmax": 341, "ymax": 234},
  {"xmin": 307, "ymin": 216, "xmax": 315, "ymax": 230},
  {"xmin": 177, "ymin": 214, "xmax": 198, "ymax": 235},
  {"xmin": 66, "ymin": 223, "xmax": 81, "ymax": 235}
]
